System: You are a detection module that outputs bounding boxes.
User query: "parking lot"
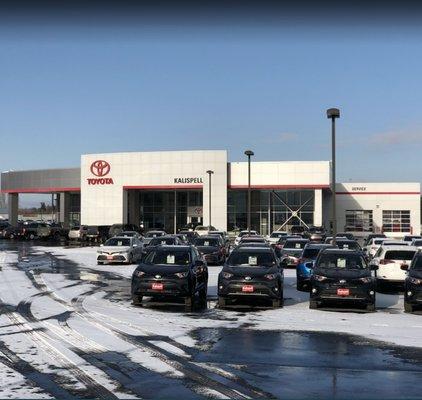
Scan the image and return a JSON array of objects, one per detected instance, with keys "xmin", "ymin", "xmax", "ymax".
[{"xmin": 1, "ymin": 240, "xmax": 422, "ymax": 399}]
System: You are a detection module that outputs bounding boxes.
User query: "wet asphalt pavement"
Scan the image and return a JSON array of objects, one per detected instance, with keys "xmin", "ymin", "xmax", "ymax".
[{"xmin": 1, "ymin": 240, "xmax": 422, "ymax": 399}]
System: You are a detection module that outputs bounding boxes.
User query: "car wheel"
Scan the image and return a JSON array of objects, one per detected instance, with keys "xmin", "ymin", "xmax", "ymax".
[
  {"xmin": 29, "ymin": 233, "xmax": 35, "ymax": 240},
  {"xmin": 309, "ymin": 300, "xmax": 318, "ymax": 309},
  {"xmin": 404, "ymin": 301, "xmax": 414, "ymax": 313},
  {"xmin": 218, "ymin": 296, "xmax": 226, "ymax": 309},
  {"xmin": 366, "ymin": 303, "xmax": 376, "ymax": 312},
  {"xmin": 272, "ymin": 299, "xmax": 280, "ymax": 308},
  {"xmin": 132, "ymin": 295, "xmax": 143, "ymax": 306},
  {"xmin": 97, "ymin": 261, "xmax": 103, "ymax": 265},
  {"xmin": 9, "ymin": 233, "xmax": 14, "ymax": 240},
  {"xmin": 184, "ymin": 295, "xmax": 194, "ymax": 312},
  {"xmin": 53, "ymin": 232, "xmax": 61, "ymax": 241}
]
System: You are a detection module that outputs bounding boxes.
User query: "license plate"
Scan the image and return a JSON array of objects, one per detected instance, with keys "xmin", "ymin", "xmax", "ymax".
[
  {"xmin": 242, "ymin": 285, "xmax": 254, "ymax": 293},
  {"xmin": 107, "ymin": 255, "xmax": 113, "ymax": 260},
  {"xmin": 152, "ymin": 283, "xmax": 163, "ymax": 290},
  {"xmin": 337, "ymin": 288, "xmax": 350, "ymax": 296}
]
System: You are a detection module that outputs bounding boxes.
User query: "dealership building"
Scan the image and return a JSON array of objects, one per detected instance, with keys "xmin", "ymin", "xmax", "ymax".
[{"xmin": 1, "ymin": 150, "xmax": 420, "ymax": 237}]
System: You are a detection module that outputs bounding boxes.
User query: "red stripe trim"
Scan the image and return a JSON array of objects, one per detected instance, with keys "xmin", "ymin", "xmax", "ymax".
[
  {"xmin": 123, "ymin": 185, "xmax": 203, "ymax": 190},
  {"xmin": 336, "ymin": 191, "xmax": 420, "ymax": 195},
  {"xmin": 228, "ymin": 184, "xmax": 330, "ymax": 190},
  {"xmin": 1, "ymin": 187, "xmax": 80, "ymax": 194}
]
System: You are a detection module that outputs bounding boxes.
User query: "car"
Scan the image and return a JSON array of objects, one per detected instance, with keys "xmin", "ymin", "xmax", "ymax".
[
  {"xmin": 363, "ymin": 233, "xmax": 386, "ymax": 247},
  {"xmin": 279, "ymin": 238, "xmax": 310, "ymax": 267},
  {"xmin": 324, "ymin": 236, "xmax": 347, "ymax": 244},
  {"xmin": 218, "ymin": 246, "xmax": 283, "ymax": 308},
  {"xmin": 68, "ymin": 225, "xmax": 89, "ymax": 241},
  {"xmin": 296, "ymin": 243, "xmax": 335, "ymax": 291},
  {"xmin": 208, "ymin": 231, "xmax": 231, "ymax": 249},
  {"xmin": 142, "ymin": 230, "xmax": 167, "ymax": 245},
  {"xmin": 336, "ymin": 232, "xmax": 355, "ymax": 241},
  {"xmin": 402, "ymin": 251, "xmax": 422, "ymax": 312},
  {"xmin": 371, "ymin": 245, "xmax": 418, "ymax": 290},
  {"xmin": 0, "ymin": 221, "xmax": 11, "ymax": 238},
  {"xmin": 234, "ymin": 230, "xmax": 258, "ymax": 246},
  {"xmin": 178, "ymin": 230, "xmax": 200, "ymax": 244},
  {"xmin": 236, "ymin": 242, "xmax": 271, "ymax": 249},
  {"xmin": 131, "ymin": 245, "xmax": 208, "ymax": 310},
  {"xmin": 97, "ymin": 236, "xmax": 143, "ymax": 264},
  {"xmin": 239, "ymin": 236, "xmax": 267, "ymax": 246},
  {"xmin": 86, "ymin": 225, "xmax": 110, "ymax": 243},
  {"xmin": 22, "ymin": 222, "xmax": 50, "ymax": 240},
  {"xmin": 403, "ymin": 235, "xmax": 422, "ymax": 243},
  {"xmin": 174, "ymin": 233, "xmax": 189, "ymax": 244},
  {"xmin": 120, "ymin": 230, "xmax": 142, "ymax": 239},
  {"xmin": 363, "ymin": 237, "xmax": 390, "ymax": 259},
  {"xmin": 193, "ymin": 235, "xmax": 227, "ymax": 265},
  {"xmin": 410, "ymin": 239, "xmax": 422, "ymax": 249},
  {"xmin": 309, "ymin": 248, "xmax": 377, "ymax": 311},
  {"xmin": 2, "ymin": 223, "xmax": 25, "ymax": 239},
  {"xmin": 143, "ymin": 235, "xmax": 183, "ymax": 255},
  {"xmin": 109, "ymin": 224, "xmax": 140, "ymax": 238},
  {"xmin": 290, "ymin": 225, "xmax": 306, "ymax": 235},
  {"xmin": 334, "ymin": 239, "xmax": 361, "ymax": 251},
  {"xmin": 194, "ymin": 225, "xmax": 216, "ymax": 236},
  {"xmin": 266, "ymin": 231, "xmax": 288, "ymax": 246},
  {"xmin": 304, "ymin": 226, "xmax": 327, "ymax": 242}
]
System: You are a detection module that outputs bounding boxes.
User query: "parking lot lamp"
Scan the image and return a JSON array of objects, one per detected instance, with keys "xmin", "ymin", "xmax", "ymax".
[
  {"xmin": 327, "ymin": 108, "xmax": 340, "ymax": 243},
  {"xmin": 244, "ymin": 150, "xmax": 254, "ymax": 233},
  {"xmin": 206, "ymin": 170, "xmax": 214, "ymax": 230}
]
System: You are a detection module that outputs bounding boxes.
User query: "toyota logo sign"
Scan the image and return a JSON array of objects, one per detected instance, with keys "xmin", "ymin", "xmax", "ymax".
[{"xmin": 90, "ymin": 160, "xmax": 111, "ymax": 177}]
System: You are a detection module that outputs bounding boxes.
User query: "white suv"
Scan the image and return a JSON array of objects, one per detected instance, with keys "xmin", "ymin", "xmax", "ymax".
[
  {"xmin": 266, "ymin": 231, "xmax": 288, "ymax": 246},
  {"xmin": 234, "ymin": 230, "xmax": 258, "ymax": 246},
  {"xmin": 371, "ymin": 245, "xmax": 418, "ymax": 287},
  {"xmin": 363, "ymin": 237, "xmax": 400, "ymax": 259}
]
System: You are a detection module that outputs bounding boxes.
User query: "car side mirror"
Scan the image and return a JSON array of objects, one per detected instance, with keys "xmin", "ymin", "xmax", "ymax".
[
  {"xmin": 400, "ymin": 264, "xmax": 409, "ymax": 271},
  {"xmin": 370, "ymin": 264, "xmax": 378, "ymax": 271}
]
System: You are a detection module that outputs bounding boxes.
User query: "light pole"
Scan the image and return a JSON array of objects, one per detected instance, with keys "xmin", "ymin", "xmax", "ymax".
[
  {"xmin": 244, "ymin": 150, "xmax": 254, "ymax": 233},
  {"xmin": 206, "ymin": 170, "xmax": 214, "ymax": 230},
  {"xmin": 327, "ymin": 108, "xmax": 340, "ymax": 243}
]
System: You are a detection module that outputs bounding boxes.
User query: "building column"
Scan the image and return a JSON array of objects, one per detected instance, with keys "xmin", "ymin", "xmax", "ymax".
[
  {"xmin": 127, "ymin": 190, "xmax": 140, "ymax": 227},
  {"xmin": 314, "ymin": 189, "xmax": 323, "ymax": 227},
  {"xmin": 8, "ymin": 193, "xmax": 19, "ymax": 226},
  {"xmin": 59, "ymin": 192, "xmax": 71, "ymax": 228}
]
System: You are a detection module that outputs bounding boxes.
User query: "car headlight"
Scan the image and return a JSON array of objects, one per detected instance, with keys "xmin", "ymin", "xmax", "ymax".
[
  {"xmin": 313, "ymin": 275, "xmax": 327, "ymax": 282},
  {"xmin": 359, "ymin": 277, "xmax": 372, "ymax": 283},
  {"xmin": 264, "ymin": 273, "xmax": 277, "ymax": 280},
  {"xmin": 134, "ymin": 270, "xmax": 145, "ymax": 277},
  {"xmin": 175, "ymin": 271, "xmax": 189, "ymax": 278},
  {"xmin": 222, "ymin": 272, "xmax": 233, "ymax": 279},
  {"xmin": 409, "ymin": 277, "xmax": 422, "ymax": 285}
]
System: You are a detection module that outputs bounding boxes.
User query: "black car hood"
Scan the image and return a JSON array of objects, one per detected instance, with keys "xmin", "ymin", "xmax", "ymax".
[
  {"xmin": 313, "ymin": 267, "xmax": 371, "ymax": 279},
  {"xmin": 409, "ymin": 270, "xmax": 422, "ymax": 279},
  {"xmin": 136, "ymin": 264, "xmax": 188, "ymax": 276},
  {"xmin": 197, "ymin": 246, "xmax": 218, "ymax": 254},
  {"xmin": 223, "ymin": 265, "xmax": 278, "ymax": 277}
]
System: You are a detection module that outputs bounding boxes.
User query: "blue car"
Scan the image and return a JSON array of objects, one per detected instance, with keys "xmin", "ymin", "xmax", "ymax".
[{"xmin": 296, "ymin": 244, "xmax": 335, "ymax": 291}]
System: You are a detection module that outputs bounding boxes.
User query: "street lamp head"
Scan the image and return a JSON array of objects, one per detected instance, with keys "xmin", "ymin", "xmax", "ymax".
[
  {"xmin": 206, "ymin": 170, "xmax": 214, "ymax": 175},
  {"xmin": 244, "ymin": 150, "xmax": 254, "ymax": 157},
  {"xmin": 327, "ymin": 108, "xmax": 340, "ymax": 119}
]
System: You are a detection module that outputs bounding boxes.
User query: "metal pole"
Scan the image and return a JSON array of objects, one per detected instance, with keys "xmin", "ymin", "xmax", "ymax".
[
  {"xmin": 209, "ymin": 173, "xmax": 212, "ymax": 229},
  {"xmin": 247, "ymin": 155, "xmax": 251, "ymax": 233},
  {"xmin": 174, "ymin": 190, "xmax": 177, "ymax": 234},
  {"xmin": 331, "ymin": 117, "xmax": 337, "ymax": 242}
]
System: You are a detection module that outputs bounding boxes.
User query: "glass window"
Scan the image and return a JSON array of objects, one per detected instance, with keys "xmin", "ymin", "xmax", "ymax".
[
  {"xmin": 318, "ymin": 253, "xmax": 367, "ymax": 269},
  {"xmin": 384, "ymin": 250, "xmax": 416, "ymax": 261},
  {"xmin": 345, "ymin": 210, "xmax": 373, "ymax": 232},
  {"xmin": 382, "ymin": 210, "xmax": 411, "ymax": 233}
]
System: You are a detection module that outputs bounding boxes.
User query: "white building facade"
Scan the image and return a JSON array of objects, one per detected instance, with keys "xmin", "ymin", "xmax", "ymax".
[{"xmin": 1, "ymin": 150, "xmax": 420, "ymax": 237}]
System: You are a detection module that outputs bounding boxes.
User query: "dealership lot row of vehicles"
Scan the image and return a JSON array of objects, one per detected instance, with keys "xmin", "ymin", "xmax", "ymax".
[{"xmin": 2, "ymin": 219, "xmax": 422, "ymax": 313}]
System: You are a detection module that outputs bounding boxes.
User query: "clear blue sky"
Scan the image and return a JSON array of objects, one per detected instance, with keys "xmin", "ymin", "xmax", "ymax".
[{"xmin": 1, "ymin": 20, "xmax": 422, "ymax": 205}]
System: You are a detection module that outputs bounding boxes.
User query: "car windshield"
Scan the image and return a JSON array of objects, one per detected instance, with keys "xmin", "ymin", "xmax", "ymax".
[
  {"xmin": 105, "ymin": 238, "xmax": 131, "ymax": 246},
  {"xmin": 284, "ymin": 240, "xmax": 307, "ymax": 249},
  {"xmin": 318, "ymin": 253, "xmax": 367, "ymax": 269},
  {"xmin": 384, "ymin": 250, "xmax": 416, "ymax": 261},
  {"xmin": 413, "ymin": 240, "xmax": 422, "ymax": 246},
  {"xmin": 146, "ymin": 232, "xmax": 164, "ymax": 238},
  {"xmin": 412, "ymin": 257, "xmax": 422, "ymax": 270},
  {"xmin": 194, "ymin": 238, "xmax": 219, "ymax": 247},
  {"xmin": 302, "ymin": 248, "xmax": 322, "ymax": 259},
  {"xmin": 242, "ymin": 238, "xmax": 265, "ymax": 243},
  {"xmin": 227, "ymin": 250, "xmax": 276, "ymax": 267},
  {"xmin": 150, "ymin": 238, "xmax": 176, "ymax": 246},
  {"xmin": 270, "ymin": 232, "xmax": 286, "ymax": 238},
  {"xmin": 336, "ymin": 241, "xmax": 360, "ymax": 250},
  {"xmin": 145, "ymin": 250, "xmax": 191, "ymax": 266},
  {"xmin": 373, "ymin": 239, "xmax": 385, "ymax": 245}
]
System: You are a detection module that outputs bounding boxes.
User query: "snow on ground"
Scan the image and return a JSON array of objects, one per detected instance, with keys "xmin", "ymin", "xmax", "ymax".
[{"xmin": 37, "ymin": 245, "xmax": 422, "ymax": 349}]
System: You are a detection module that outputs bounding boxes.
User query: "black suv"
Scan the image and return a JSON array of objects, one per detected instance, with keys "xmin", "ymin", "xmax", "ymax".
[
  {"xmin": 218, "ymin": 246, "xmax": 283, "ymax": 308},
  {"xmin": 309, "ymin": 249, "xmax": 377, "ymax": 311},
  {"xmin": 403, "ymin": 252, "xmax": 422, "ymax": 313},
  {"xmin": 131, "ymin": 245, "xmax": 208, "ymax": 310}
]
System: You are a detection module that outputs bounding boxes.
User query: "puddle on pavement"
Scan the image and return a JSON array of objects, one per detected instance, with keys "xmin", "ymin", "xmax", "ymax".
[{"xmin": 191, "ymin": 328, "xmax": 422, "ymax": 399}]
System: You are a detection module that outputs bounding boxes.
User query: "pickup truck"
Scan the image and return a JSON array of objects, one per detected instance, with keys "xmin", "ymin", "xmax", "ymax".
[{"xmin": 48, "ymin": 223, "xmax": 69, "ymax": 241}]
